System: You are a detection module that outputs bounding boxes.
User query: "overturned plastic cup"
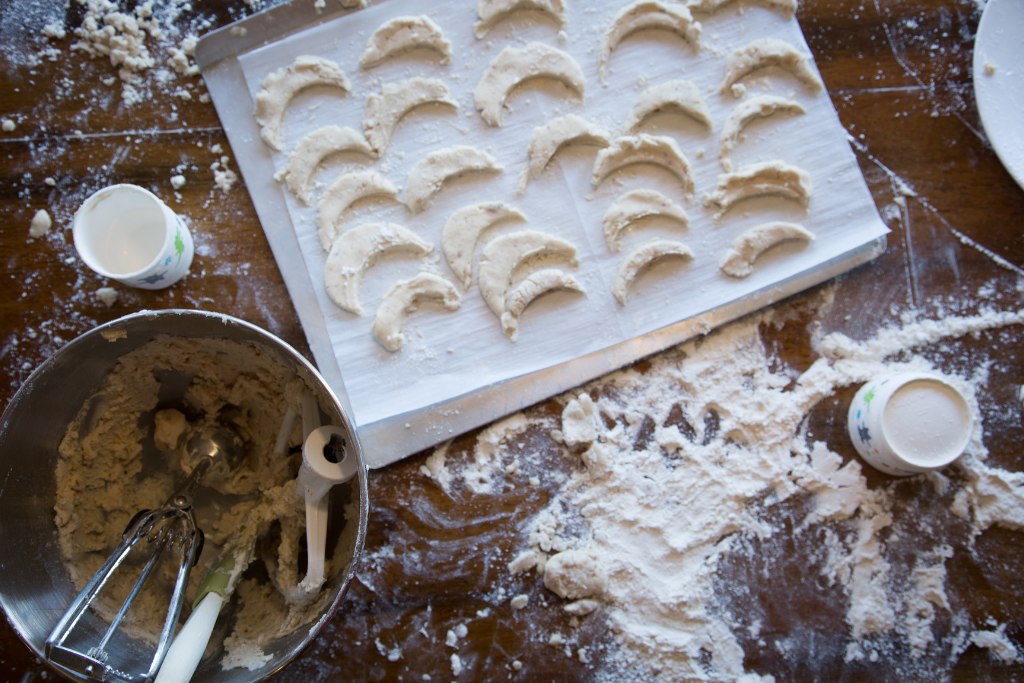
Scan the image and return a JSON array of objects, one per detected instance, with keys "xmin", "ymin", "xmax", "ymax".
[
  {"xmin": 847, "ymin": 371, "xmax": 972, "ymax": 476},
  {"xmin": 72, "ymin": 184, "xmax": 194, "ymax": 289}
]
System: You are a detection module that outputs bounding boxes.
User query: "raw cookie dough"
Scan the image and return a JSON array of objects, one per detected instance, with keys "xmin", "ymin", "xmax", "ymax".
[
  {"xmin": 687, "ymin": 0, "xmax": 797, "ymax": 19},
  {"xmin": 544, "ymin": 548, "xmax": 607, "ymax": 600},
  {"xmin": 275, "ymin": 126, "xmax": 375, "ymax": 206},
  {"xmin": 501, "ymin": 268, "xmax": 585, "ymax": 341},
  {"xmin": 525, "ymin": 114, "xmax": 611, "ymax": 181},
  {"xmin": 719, "ymin": 221, "xmax": 813, "ymax": 278},
  {"xmin": 612, "ymin": 238, "xmax": 694, "ymax": 305},
  {"xmin": 153, "ymin": 408, "xmax": 188, "ymax": 450},
  {"xmin": 404, "ymin": 146, "xmax": 503, "ymax": 213},
  {"xmin": 362, "ymin": 77, "xmax": 458, "ymax": 155},
  {"xmin": 592, "ymin": 134, "xmax": 695, "ymax": 198},
  {"xmin": 359, "ymin": 15, "xmax": 452, "ymax": 68},
  {"xmin": 317, "ymin": 171, "xmax": 401, "ymax": 251},
  {"xmin": 324, "ymin": 222, "xmax": 433, "ymax": 315},
  {"xmin": 477, "ymin": 229, "xmax": 578, "ymax": 320},
  {"xmin": 29, "ymin": 209, "xmax": 52, "ymax": 237},
  {"xmin": 599, "ymin": 1, "xmax": 701, "ymax": 83},
  {"xmin": 372, "ymin": 272, "xmax": 462, "ymax": 351},
  {"xmin": 94, "ymin": 286, "xmax": 119, "ymax": 308},
  {"xmin": 441, "ymin": 201, "xmax": 527, "ymax": 288},
  {"xmin": 703, "ymin": 160, "xmax": 812, "ymax": 218},
  {"xmin": 54, "ymin": 336, "xmax": 351, "ymax": 666},
  {"xmin": 603, "ymin": 189, "xmax": 689, "ymax": 253},
  {"xmin": 474, "ymin": 42, "xmax": 585, "ymax": 127},
  {"xmin": 719, "ymin": 95, "xmax": 805, "ymax": 171},
  {"xmin": 474, "ymin": 0, "xmax": 568, "ymax": 38},
  {"xmin": 254, "ymin": 55, "xmax": 351, "ymax": 152},
  {"xmin": 622, "ymin": 79, "xmax": 713, "ymax": 134},
  {"xmin": 719, "ymin": 38, "xmax": 824, "ymax": 94}
]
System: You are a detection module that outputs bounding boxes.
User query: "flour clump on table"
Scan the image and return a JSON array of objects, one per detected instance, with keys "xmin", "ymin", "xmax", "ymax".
[
  {"xmin": 421, "ymin": 301, "xmax": 1024, "ymax": 680},
  {"xmin": 54, "ymin": 336, "xmax": 354, "ymax": 669}
]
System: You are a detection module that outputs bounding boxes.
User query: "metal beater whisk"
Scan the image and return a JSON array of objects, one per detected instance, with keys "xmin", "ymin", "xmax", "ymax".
[{"xmin": 45, "ymin": 424, "xmax": 245, "ymax": 683}]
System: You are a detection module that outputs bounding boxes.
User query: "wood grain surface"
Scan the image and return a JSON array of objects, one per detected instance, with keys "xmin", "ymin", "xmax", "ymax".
[{"xmin": 1, "ymin": 0, "xmax": 1023, "ymax": 681}]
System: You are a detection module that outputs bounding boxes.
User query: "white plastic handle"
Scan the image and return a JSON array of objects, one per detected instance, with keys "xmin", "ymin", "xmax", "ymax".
[
  {"xmin": 153, "ymin": 592, "xmax": 224, "ymax": 683},
  {"xmin": 297, "ymin": 424, "xmax": 358, "ymax": 595}
]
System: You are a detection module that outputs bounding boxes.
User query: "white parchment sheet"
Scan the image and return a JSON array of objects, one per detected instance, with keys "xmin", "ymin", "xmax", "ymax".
[{"xmin": 237, "ymin": 0, "xmax": 889, "ymax": 428}]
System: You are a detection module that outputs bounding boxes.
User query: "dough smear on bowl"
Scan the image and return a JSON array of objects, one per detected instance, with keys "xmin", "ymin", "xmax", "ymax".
[{"xmin": 55, "ymin": 336, "xmax": 358, "ymax": 669}]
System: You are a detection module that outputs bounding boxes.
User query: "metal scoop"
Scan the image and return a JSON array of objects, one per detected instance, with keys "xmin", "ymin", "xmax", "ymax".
[{"xmin": 45, "ymin": 422, "xmax": 245, "ymax": 683}]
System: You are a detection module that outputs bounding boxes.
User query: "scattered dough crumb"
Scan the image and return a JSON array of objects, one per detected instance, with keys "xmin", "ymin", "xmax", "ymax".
[
  {"xmin": 560, "ymin": 394, "xmax": 599, "ymax": 446},
  {"xmin": 2, "ymin": 119, "xmax": 15, "ymax": 132},
  {"xmin": 153, "ymin": 408, "xmax": 188, "ymax": 450},
  {"xmin": 984, "ymin": 61, "xmax": 997, "ymax": 77},
  {"xmin": 94, "ymin": 287, "xmax": 119, "ymax": 308},
  {"xmin": 970, "ymin": 629, "xmax": 1021, "ymax": 664},
  {"xmin": 510, "ymin": 594, "xmax": 529, "ymax": 610},
  {"xmin": 171, "ymin": 174, "xmax": 186, "ymax": 189},
  {"xmin": 544, "ymin": 549, "xmax": 607, "ymax": 599},
  {"xmin": 29, "ymin": 209, "xmax": 52, "ymax": 238},
  {"xmin": 100, "ymin": 326, "xmax": 127, "ymax": 342}
]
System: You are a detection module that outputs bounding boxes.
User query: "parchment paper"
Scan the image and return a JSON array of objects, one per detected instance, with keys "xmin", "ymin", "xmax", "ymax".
[{"xmin": 236, "ymin": 0, "xmax": 888, "ymax": 429}]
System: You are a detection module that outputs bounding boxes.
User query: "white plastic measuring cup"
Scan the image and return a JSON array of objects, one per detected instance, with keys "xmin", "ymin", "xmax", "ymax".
[
  {"xmin": 72, "ymin": 184, "xmax": 194, "ymax": 289},
  {"xmin": 847, "ymin": 371, "xmax": 973, "ymax": 476}
]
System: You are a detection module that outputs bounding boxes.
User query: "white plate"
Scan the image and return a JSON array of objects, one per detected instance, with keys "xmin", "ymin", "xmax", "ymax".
[{"xmin": 974, "ymin": 0, "xmax": 1024, "ymax": 191}]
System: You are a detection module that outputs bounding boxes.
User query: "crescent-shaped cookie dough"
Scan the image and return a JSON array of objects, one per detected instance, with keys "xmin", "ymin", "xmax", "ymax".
[
  {"xmin": 719, "ymin": 96, "xmax": 805, "ymax": 171},
  {"xmin": 324, "ymin": 222, "xmax": 433, "ymax": 315},
  {"xmin": 501, "ymin": 269, "xmax": 585, "ymax": 341},
  {"xmin": 623, "ymin": 79, "xmax": 713, "ymax": 134},
  {"xmin": 275, "ymin": 126, "xmax": 375, "ymax": 205},
  {"xmin": 359, "ymin": 15, "xmax": 453, "ymax": 68},
  {"xmin": 527, "ymin": 114, "xmax": 612, "ymax": 180},
  {"xmin": 363, "ymin": 77, "xmax": 458, "ymax": 155},
  {"xmin": 599, "ymin": 1, "xmax": 702, "ymax": 83},
  {"xmin": 474, "ymin": 42, "xmax": 586, "ymax": 127},
  {"xmin": 591, "ymin": 134, "xmax": 695, "ymax": 198},
  {"xmin": 687, "ymin": 0, "xmax": 797, "ymax": 20},
  {"xmin": 405, "ymin": 146, "xmax": 504, "ymax": 214},
  {"xmin": 478, "ymin": 230, "xmax": 578, "ymax": 319},
  {"xmin": 719, "ymin": 38, "xmax": 824, "ymax": 94},
  {"xmin": 704, "ymin": 160, "xmax": 812, "ymax": 218},
  {"xmin": 603, "ymin": 189, "xmax": 689, "ymax": 253},
  {"xmin": 254, "ymin": 56, "xmax": 351, "ymax": 152},
  {"xmin": 317, "ymin": 171, "xmax": 401, "ymax": 252},
  {"xmin": 719, "ymin": 221, "xmax": 814, "ymax": 278},
  {"xmin": 442, "ymin": 202, "xmax": 527, "ymax": 288},
  {"xmin": 474, "ymin": 0, "xmax": 568, "ymax": 39},
  {"xmin": 612, "ymin": 238, "xmax": 694, "ymax": 305},
  {"xmin": 372, "ymin": 272, "xmax": 461, "ymax": 351}
]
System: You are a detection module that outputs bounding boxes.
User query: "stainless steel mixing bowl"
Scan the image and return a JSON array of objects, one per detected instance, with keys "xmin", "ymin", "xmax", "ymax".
[{"xmin": 0, "ymin": 309, "xmax": 368, "ymax": 682}]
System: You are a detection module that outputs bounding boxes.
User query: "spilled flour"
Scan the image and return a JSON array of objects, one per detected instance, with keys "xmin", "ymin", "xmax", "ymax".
[{"xmin": 420, "ymin": 298, "xmax": 1024, "ymax": 681}]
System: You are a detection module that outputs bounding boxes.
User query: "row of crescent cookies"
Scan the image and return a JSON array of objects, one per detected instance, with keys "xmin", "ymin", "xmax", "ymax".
[{"xmin": 250, "ymin": 2, "xmax": 821, "ymax": 350}]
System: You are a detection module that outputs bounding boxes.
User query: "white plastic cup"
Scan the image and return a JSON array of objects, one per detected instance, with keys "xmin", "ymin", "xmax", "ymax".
[
  {"xmin": 847, "ymin": 371, "xmax": 972, "ymax": 476},
  {"xmin": 72, "ymin": 184, "xmax": 194, "ymax": 289}
]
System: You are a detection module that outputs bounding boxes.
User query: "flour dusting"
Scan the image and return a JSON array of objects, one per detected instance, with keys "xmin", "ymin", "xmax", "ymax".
[{"xmin": 420, "ymin": 300, "xmax": 1024, "ymax": 680}]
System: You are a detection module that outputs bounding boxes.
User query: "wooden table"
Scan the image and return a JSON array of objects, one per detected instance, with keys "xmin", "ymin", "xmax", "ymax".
[{"xmin": 2, "ymin": 0, "xmax": 1023, "ymax": 681}]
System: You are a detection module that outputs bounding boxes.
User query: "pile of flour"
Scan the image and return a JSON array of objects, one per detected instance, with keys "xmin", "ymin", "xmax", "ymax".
[{"xmin": 420, "ymin": 295, "xmax": 1024, "ymax": 680}]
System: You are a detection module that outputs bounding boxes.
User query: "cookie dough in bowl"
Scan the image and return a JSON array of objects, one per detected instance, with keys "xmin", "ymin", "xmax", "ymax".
[{"xmin": 0, "ymin": 310, "xmax": 368, "ymax": 683}]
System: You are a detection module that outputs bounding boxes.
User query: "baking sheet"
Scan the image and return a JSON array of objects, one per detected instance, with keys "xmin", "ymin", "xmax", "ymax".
[{"xmin": 198, "ymin": 0, "xmax": 888, "ymax": 467}]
